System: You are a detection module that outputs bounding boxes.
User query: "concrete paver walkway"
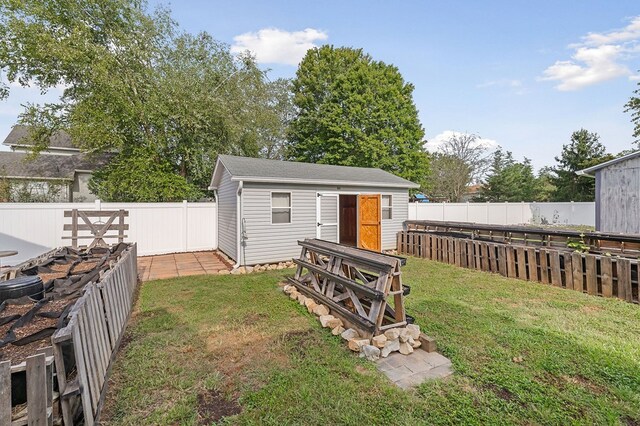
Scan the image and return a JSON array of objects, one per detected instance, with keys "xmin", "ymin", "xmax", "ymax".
[
  {"xmin": 376, "ymin": 350, "xmax": 453, "ymax": 389},
  {"xmin": 138, "ymin": 251, "xmax": 231, "ymax": 281}
]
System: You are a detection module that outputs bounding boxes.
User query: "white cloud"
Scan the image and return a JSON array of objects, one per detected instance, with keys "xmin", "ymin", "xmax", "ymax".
[
  {"xmin": 580, "ymin": 16, "xmax": 640, "ymax": 46},
  {"xmin": 424, "ymin": 130, "xmax": 499, "ymax": 153},
  {"xmin": 231, "ymin": 27, "xmax": 328, "ymax": 66},
  {"xmin": 477, "ymin": 79, "xmax": 522, "ymax": 89},
  {"xmin": 541, "ymin": 16, "xmax": 640, "ymax": 91}
]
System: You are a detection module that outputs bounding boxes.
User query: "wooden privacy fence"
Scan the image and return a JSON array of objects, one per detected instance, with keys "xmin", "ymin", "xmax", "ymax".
[
  {"xmin": 397, "ymin": 231, "xmax": 638, "ymax": 304},
  {"xmin": 0, "ymin": 243, "xmax": 138, "ymax": 425},
  {"xmin": 52, "ymin": 243, "xmax": 138, "ymax": 425}
]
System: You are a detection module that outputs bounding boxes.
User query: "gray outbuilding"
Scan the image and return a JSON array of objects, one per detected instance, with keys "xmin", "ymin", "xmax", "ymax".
[
  {"xmin": 209, "ymin": 155, "xmax": 419, "ymax": 266},
  {"xmin": 578, "ymin": 150, "xmax": 640, "ymax": 234}
]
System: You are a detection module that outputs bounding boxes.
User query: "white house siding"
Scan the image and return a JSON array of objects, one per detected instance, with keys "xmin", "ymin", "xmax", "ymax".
[
  {"xmin": 241, "ymin": 182, "xmax": 408, "ymax": 265},
  {"xmin": 217, "ymin": 168, "xmax": 238, "ymax": 260}
]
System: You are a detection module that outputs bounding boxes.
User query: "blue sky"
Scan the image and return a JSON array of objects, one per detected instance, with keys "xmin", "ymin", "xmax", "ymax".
[{"xmin": 2, "ymin": 0, "xmax": 640, "ymax": 171}]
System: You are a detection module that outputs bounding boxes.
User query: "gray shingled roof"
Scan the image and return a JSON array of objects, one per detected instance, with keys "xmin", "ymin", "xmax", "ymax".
[
  {"xmin": 577, "ymin": 150, "xmax": 640, "ymax": 177},
  {"xmin": 2, "ymin": 125, "xmax": 78, "ymax": 150},
  {"xmin": 215, "ymin": 155, "xmax": 419, "ymax": 188},
  {"xmin": 0, "ymin": 151, "xmax": 109, "ymax": 180}
]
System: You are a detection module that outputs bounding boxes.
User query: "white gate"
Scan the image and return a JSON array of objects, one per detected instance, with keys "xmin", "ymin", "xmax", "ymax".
[{"xmin": 316, "ymin": 193, "xmax": 339, "ymax": 242}]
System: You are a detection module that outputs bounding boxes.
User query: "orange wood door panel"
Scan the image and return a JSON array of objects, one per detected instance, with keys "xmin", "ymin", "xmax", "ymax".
[{"xmin": 358, "ymin": 194, "xmax": 381, "ymax": 252}]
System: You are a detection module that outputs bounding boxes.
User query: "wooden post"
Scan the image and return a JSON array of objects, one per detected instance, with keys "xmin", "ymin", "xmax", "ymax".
[
  {"xmin": 585, "ymin": 255, "xmax": 597, "ymax": 295},
  {"xmin": 601, "ymin": 256, "xmax": 613, "ymax": 297},
  {"xmin": 0, "ymin": 361, "xmax": 10, "ymax": 426}
]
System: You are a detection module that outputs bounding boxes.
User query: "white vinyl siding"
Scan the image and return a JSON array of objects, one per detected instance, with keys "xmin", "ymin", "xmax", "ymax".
[
  {"xmin": 217, "ymin": 168, "xmax": 238, "ymax": 261},
  {"xmin": 241, "ymin": 183, "xmax": 409, "ymax": 265}
]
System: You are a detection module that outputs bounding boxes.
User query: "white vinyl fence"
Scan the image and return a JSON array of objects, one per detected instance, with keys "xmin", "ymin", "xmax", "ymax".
[
  {"xmin": 0, "ymin": 200, "xmax": 217, "ymax": 265},
  {"xmin": 408, "ymin": 202, "xmax": 595, "ymax": 227}
]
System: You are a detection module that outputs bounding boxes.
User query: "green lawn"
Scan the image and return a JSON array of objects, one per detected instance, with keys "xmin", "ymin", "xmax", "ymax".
[{"xmin": 102, "ymin": 258, "xmax": 640, "ymax": 425}]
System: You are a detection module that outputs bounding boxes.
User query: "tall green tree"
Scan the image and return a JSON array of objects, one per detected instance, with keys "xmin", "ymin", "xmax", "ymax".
[
  {"xmin": 0, "ymin": 0, "xmax": 285, "ymax": 201},
  {"xmin": 427, "ymin": 153, "xmax": 472, "ymax": 202},
  {"xmin": 626, "ymin": 72, "xmax": 640, "ymax": 142},
  {"xmin": 551, "ymin": 129, "xmax": 613, "ymax": 202},
  {"xmin": 286, "ymin": 45, "xmax": 429, "ymax": 188},
  {"xmin": 478, "ymin": 149, "xmax": 542, "ymax": 202}
]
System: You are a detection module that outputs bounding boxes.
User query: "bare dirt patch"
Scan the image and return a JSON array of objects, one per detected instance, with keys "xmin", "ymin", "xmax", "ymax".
[
  {"xmin": 204, "ymin": 324, "xmax": 291, "ymax": 388},
  {"xmin": 561, "ymin": 374, "xmax": 606, "ymax": 394},
  {"xmin": 242, "ymin": 312, "xmax": 269, "ymax": 325},
  {"xmin": 484, "ymin": 383, "xmax": 516, "ymax": 401},
  {"xmin": 281, "ymin": 329, "xmax": 316, "ymax": 359},
  {"xmin": 623, "ymin": 416, "xmax": 640, "ymax": 426},
  {"xmin": 579, "ymin": 305, "xmax": 603, "ymax": 314},
  {"xmin": 197, "ymin": 389, "xmax": 241, "ymax": 425}
]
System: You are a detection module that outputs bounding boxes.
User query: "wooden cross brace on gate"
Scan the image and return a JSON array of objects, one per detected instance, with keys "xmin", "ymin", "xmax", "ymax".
[{"xmin": 63, "ymin": 209, "xmax": 129, "ymax": 248}]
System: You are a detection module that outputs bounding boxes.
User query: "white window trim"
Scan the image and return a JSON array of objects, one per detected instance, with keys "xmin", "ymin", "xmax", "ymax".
[
  {"xmin": 270, "ymin": 191, "xmax": 292, "ymax": 225},
  {"xmin": 382, "ymin": 194, "xmax": 393, "ymax": 220}
]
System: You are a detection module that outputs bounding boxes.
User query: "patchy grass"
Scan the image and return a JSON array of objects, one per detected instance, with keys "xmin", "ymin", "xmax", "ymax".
[{"xmin": 102, "ymin": 258, "xmax": 640, "ymax": 425}]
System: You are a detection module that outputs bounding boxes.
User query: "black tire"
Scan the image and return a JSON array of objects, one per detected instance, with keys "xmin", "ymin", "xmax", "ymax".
[{"xmin": 0, "ymin": 276, "xmax": 44, "ymax": 303}]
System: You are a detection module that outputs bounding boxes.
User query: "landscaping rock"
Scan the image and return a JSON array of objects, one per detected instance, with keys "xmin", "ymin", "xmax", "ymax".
[
  {"xmin": 399, "ymin": 341, "xmax": 414, "ymax": 355},
  {"xmin": 340, "ymin": 328, "xmax": 360, "ymax": 341},
  {"xmin": 319, "ymin": 315, "xmax": 335, "ymax": 328},
  {"xmin": 410, "ymin": 337, "xmax": 422, "ymax": 349},
  {"xmin": 381, "ymin": 338, "xmax": 400, "ymax": 358},
  {"xmin": 283, "ymin": 285, "xmax": 293, "ymax": 294},
  {"xmin": 313, "ymin": 304, "xmax": 330, "ymax": 316},
  {"xmin": 384, "ymin": 328, "xmax": 401, "ymax": 340},
  {"xmin": 304, "ymin": 298, "xmax": 317, "ymax": 312},
  {"xmin": 331, "ymin": 325, "xmax": 345, "ymax": 336},
  {"xmin": 245, "ymin": 266, "xmax": 254, "ymax": 273},
  {"xmin": 399, "ymin": 328, "xmax": 410, "ymax": 343},
  {"xmin": 218, "ymin": 269, "xmax": 230, "ymax": 275},
  {"xmin": 289, "ymin": 291, "xmax": 299, "ymax": 300},
  {"xmin": 298, "ymin": 295, "xmax": 307, "ymax": 305},
  {"xmin": 348, "ymin": 338, "xmax": 370, "ymax": 352},
  {"xmin": 372, "ymin": 334, "xmax": 387, "ymax": 348},
  {"xmin": 326, "ymin": 317, "xmax": 343, "ymax": 329},
  {"xmin": 362, "ymin": 345, "xmax": 381, "ymax": 361},
  {"xmin": 407, "ymin": 324, "xmax": 421, "ymax": 340}
]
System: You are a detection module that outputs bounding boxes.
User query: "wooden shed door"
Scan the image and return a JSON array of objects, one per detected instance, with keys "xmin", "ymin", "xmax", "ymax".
[{"xmin": 358, "ymin": 194, "xmax": 381, "ymax": 251}]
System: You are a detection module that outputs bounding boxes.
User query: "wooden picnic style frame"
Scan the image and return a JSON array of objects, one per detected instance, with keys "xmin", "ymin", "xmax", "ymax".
[{"xmin": 288, "ymin": 239, "xmax": 407, "ymax": 337}]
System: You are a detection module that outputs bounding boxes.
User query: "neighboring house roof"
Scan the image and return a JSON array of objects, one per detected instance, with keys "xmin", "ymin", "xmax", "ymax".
[
  {"xmin": 209, "ymin": 155, "xmax": 419, "ymax": 189},
  {"xmin": 577, "ymin": 151, "xmax": 640, "ymax": 177},
  {"xmin": 0, "ymin": 151, "xmax": 109, "ymax": 181},
  {"xmin": 2, "ymin": 125, "xmax": 79, "ymax": 152}
]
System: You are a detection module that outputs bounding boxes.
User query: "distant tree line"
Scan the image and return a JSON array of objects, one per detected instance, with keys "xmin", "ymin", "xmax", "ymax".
[
  {"xmin": 1, "ymin": 0, "xmax": 638, "ymax": 202},
  {"xmin": 424, "ymin": 128, "xmax": 617, "ymax": 203}
]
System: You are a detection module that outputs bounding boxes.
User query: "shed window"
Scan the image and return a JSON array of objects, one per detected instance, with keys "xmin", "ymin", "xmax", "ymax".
[
  {"xmin": 382, "ymin": 195, "xmax": 392, "ymax": 220},
  {"xmin": 272, "ymin": 192, "xmax": 291, "ymax": 224}
]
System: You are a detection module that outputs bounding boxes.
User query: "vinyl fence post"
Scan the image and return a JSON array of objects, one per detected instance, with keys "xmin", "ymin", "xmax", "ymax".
[
  {"xmin": 504, "ymin": 201, "xmax": 508, "ymax": 225},
  {"xmin": 183, "ymin": 200, "xmax": 188, "ymax": 252},
  {"xmin": 570, "ymin": 201, "xmax": 575, "ymax": 225}
]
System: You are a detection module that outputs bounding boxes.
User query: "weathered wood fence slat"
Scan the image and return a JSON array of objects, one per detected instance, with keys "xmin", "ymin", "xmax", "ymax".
[
  {"xmin": 52, "ymin": 243, "xmax": 138, "ymax": 426},
  {"xmin": 3, "ymin": 243, "xmax": 138, "ymax": 426},
  {"xmin": 397, "ymin": 231, "xmax": 638, "ymax": 304}
]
